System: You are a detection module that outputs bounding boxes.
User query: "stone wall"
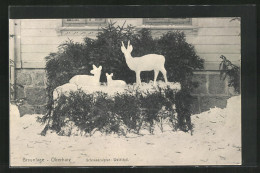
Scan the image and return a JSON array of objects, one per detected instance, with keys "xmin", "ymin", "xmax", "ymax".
[
  {"xmin": 15, "ymin": 69, "xmax": 234, "ymax": 116},
  {"xmin": 190, "ymin": 71, "xmax": 233, "ymax": 114},
  {"xmin": 15, "ymin": 69, "xmax": 47, "ymax": 116}
]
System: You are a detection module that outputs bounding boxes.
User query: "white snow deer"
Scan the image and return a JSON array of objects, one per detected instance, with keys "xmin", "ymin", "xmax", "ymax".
[
  {"xmin": 121, "ymin": 41, "xmax": 168, "ymax": 85},
  {"xmin": 53, "ymin": 83, "xmax": 78, "ymax": 101},
  {"xmin": 69, "ymin": 65, "xmax": 102, "ymax": 86},
  {"xmin": 106, "ymin": 73, "xmax": 126, "ymax": 87}
]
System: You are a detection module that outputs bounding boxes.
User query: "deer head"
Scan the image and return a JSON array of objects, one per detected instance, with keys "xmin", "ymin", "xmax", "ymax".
[
  {"xmin": 106, "ymin": 73, "xmax": 113, "ymax": 77},
  {"xmin": 106, "ymin": 73, "xmax": 114, "ymax": 81},
  {"xmin": 121, "ymin": 41, "xmax": 133, "ymax": 56},
  {"xmin": 90, "ymin": 65, "xmax": 102, "ymax": 75}
]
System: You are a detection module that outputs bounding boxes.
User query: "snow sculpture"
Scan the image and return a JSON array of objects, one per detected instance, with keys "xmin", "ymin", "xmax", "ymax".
[
  {"xmin": 121, "ymin": 41, "xmax": 168, "ymax": 85},
  {"xmin": 69, "ymin": 65, "xmax": 102, "ymax": 86},
  {"xmin": 53, "ymin": 83, "xmax": 78, "ymax": 101},
  {"xmin": 106, "ymin": 73, "xmax": 126, "ymax": 87},
  {"xmin": 53, "ymin": 65, "xmax": 102, "ymax": 102}
]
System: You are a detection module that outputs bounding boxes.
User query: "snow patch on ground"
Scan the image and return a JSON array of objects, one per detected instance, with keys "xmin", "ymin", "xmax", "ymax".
[{"xmin": 10, "ymin": 95, "xmax": 241, "ymax": 166}]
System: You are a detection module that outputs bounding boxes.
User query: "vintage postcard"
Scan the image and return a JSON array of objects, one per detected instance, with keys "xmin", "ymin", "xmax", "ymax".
[{"xmin": 9, "ymin": 16, "xmax": 241, "ymax": 166}]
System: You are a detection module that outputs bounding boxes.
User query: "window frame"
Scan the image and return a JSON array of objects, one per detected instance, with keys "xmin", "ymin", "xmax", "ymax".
[
  {"xmin": 58, "ymin": 18, "xmax": 198, "ymax": 37},
  {"xmin": 143, "ymin": 18, "xmax": 192, "ymax": 25},
  {"xmin": 62, "ymin": 19, "xmax": 107, "ymax": 27}
]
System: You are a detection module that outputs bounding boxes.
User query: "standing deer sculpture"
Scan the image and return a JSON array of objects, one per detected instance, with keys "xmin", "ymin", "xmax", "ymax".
[{"xmin": 121, "ymin": 41, "xmax": 168, "ymax": 85}]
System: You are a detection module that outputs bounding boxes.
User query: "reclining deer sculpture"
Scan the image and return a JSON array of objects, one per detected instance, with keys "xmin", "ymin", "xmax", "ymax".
[
  {"xmin": 53, "ymin": 65, "xmax": 102, "ymax": 100},
  {"xmin": 69, "ymin": 65, "xmax": 102, "ymax": 86},
  {"xmin": 106, "ymin": 73, "xmax": 126, "ymax": 87},
  {"xmin": 121, "ymin": 41, "xmax": 168, "ymax": 85}
]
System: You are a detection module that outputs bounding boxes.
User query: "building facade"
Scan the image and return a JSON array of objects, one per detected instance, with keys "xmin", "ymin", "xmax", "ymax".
[{"xmin": 9, "ymin": 18, "xmax": 241, "ymax": 116}]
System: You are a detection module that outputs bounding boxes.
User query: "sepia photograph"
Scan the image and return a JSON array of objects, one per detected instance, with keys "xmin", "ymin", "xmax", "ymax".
[{"xmin": 9, "ymin": 17, "xmax": 241, "ymax": 167}]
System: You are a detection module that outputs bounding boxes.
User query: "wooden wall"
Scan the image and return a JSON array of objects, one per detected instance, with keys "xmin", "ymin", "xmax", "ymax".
[
  {"xmin": 191, "ymin": 18, "xmax": 240, "ymax": 70},
  {"xmin": 15, "ymin": 18, "xmax": 241, "ymax": 70},
  {"xmin": 17, "ymin": 19, "xmax": 84, "ymax": 68}
]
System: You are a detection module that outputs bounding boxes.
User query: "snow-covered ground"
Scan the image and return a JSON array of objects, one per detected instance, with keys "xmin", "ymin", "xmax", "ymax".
[{"xmin": 10, "ymin": 95, "xmax": 241, "ymax": 167}]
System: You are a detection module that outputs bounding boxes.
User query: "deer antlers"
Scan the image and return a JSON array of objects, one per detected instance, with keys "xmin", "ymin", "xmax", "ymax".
[
  {"xmin": 121, "ymin": 41, "xmax": 131, "ymax": 48},
  {"xmin": 121, "ymin": 41, "xmax": 132, "ymax": 53}
]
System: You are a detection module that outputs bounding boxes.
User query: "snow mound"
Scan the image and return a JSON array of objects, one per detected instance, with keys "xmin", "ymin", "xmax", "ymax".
[
  {"xmin": 191, "ymin": 95, "xmax": 241, "ymax": 148},
  {"xmin": 53, "ymin": 81, "xmax": 181, "ymax": 100},
  {"xmin": 10, "ymin": 104, "xmax": 20, "ymax": 119},
  {"xmin": 10, "ymin": 95, "xmax": 241, "ymax": 166}
]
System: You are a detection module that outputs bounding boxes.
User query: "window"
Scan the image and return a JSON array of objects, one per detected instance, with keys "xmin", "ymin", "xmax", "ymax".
[
  {"xmin": 143, "ymin": 18, "xmax": 192, "ymax": 25},
  {"xmin": 62, "ymin": 18, "xmax": 107, "ymax": 26},
  {"xmin": 59, "ymin": 18, "xmax": 197, "ymax": 37}
]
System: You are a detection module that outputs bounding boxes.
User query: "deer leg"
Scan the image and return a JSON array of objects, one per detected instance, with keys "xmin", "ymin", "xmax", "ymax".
[
  {"xmin": 161, "ymin": 68, "xmax": 168, "ymax": 83},
  {"xmin": 136, "ymin": 71, "xmax": 141, "ymax": 85},
  {"xmin": 138, "ymin": 71, "xmax": 142, "ymax": 84},
  {"xmin": 153, "ymin": 70, "xmax": 159, "ymax": 85}
]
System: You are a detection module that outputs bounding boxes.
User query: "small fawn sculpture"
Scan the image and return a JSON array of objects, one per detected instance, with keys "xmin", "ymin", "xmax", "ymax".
[
  {"xmin": 121, "ymin": 41, "xmax": 168, "ymax": 85},
  {"xmin": 106, "ymin": 73, "xmax": 126, "ymax": 87},
  {"xmin": 69, "ymin": 65, "xmax": 102, "ymax": 86}
]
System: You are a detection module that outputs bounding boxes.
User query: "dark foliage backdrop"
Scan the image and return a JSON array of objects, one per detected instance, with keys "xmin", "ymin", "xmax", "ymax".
[{"xmin": 40, "ymin": 22, "xmax": 204, "ymax": 135}]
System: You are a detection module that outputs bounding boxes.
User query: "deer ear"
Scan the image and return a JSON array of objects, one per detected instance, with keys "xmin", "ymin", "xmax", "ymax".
[
  {"xmin": 105, "ymin": 73, "xmax": 108, "ymax": 76},
  {"xmin": 93, "ymin": 65, "xmax": 97, "ymax": 69},
  {"xmin": 128, "ymin": 45, "xmax": 133, "ymax": 53},
  {"xmin": 98, "ymin": 66, "xmax": 102, "ymax": 70},
  {"xmin": 121, "ymin": 46, "xmax": 126, "ymax": 53},
  {"xmin": 121, "ymin": 41, "xmax": 126, "ymax": 53},
  {"xmin": 111, "ymin": 73, "xmax": 113, "ymax": 76}
]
